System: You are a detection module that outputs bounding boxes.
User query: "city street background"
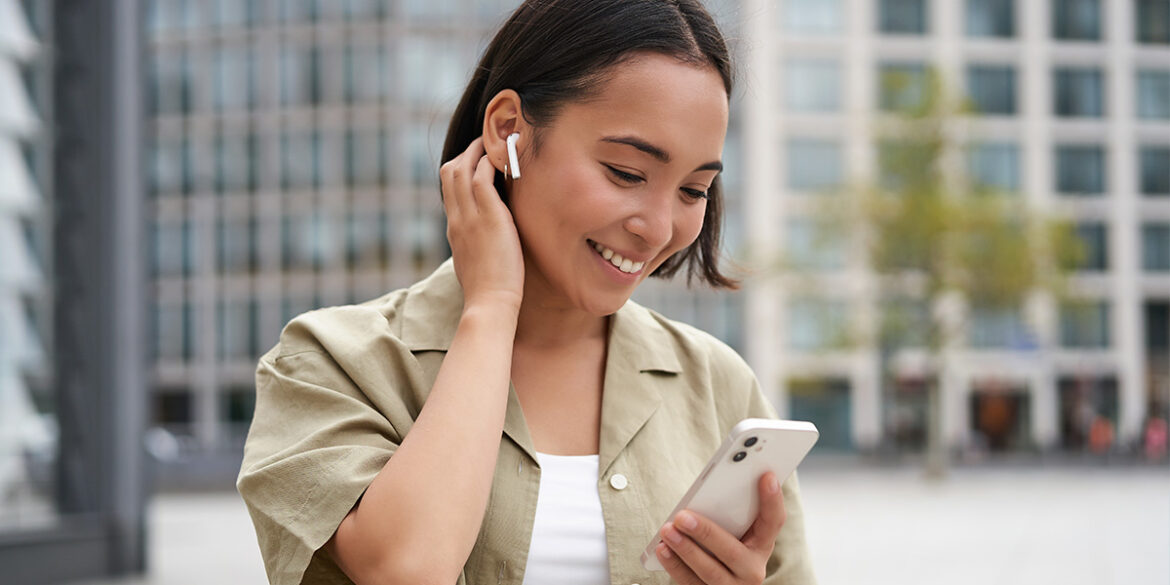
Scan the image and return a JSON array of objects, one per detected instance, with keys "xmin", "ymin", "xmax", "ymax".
[{"xmin": 73, "ymin": 462, "xmax": 1170, "ymax": 585}]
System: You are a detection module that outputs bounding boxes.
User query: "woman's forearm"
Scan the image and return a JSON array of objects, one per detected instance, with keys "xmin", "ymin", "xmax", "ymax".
[{"xmin": 326, "ymin": 302, "xmax": 519, "ymax": 585}]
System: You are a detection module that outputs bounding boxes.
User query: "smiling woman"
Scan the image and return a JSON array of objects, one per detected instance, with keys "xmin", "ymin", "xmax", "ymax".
[{"xmin": 237, "ymin": 2, "xmax": 816, "ymax": 585}]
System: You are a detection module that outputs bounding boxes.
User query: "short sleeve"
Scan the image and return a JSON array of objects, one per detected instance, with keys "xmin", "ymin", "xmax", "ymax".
[{"xmin": 237, "ymin": 310, "xmax": 420, "ymax": 585}]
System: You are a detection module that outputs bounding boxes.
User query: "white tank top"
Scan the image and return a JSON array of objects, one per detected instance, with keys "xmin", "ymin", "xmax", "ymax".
[{"xmin": 521, "ymin": 452, "xmax": 610, "ymax": 585}]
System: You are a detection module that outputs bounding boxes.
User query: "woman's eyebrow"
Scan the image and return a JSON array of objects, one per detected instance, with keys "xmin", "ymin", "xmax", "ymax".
[{"xmin": 600, "ymin": 135, "xmax": 723, "ymax": 172}]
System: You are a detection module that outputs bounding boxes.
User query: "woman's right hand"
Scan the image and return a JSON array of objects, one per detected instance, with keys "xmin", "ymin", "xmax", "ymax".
[{"xmin": 440, "ymin": 137, "xmax": 525, "ymax": 312}]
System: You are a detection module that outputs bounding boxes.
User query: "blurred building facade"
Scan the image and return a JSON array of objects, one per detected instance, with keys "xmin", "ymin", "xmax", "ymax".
[
  {"xmin": 139, "ymin": 0, "xmax": 1170, "ymax": 484},
  {"xmin": 143, "ymin": 0, "xmax": 746, "ymax": 484},
  {"xmin": 1, "ymin": 0, "xmax": 56, "ymax": 533},
  {"xmin": 741, "ymin": 0, "xmax": 1170, "ymax": 456}
]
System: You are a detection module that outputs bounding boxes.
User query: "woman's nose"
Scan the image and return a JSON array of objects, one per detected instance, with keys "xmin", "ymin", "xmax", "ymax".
[{"xmin": 622, "ymin": 192, "xmax": 673, "ymax": 249}]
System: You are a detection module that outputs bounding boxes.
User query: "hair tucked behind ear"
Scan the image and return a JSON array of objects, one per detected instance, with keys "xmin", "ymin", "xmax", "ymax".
[{"xmin": 442, "ymin": 0, "xmax": 738, "ymax": 289}]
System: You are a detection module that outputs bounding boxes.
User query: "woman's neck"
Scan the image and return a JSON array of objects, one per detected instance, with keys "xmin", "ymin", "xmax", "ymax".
[{"xmin": 513, "ymin": 270, "xmax": 609, "ymax": 348}]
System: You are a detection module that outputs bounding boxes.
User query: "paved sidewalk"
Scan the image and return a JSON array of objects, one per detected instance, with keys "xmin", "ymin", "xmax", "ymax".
[{"xmin": 71, "ymin": 464, "xmax": 1169, "ymax": 585}]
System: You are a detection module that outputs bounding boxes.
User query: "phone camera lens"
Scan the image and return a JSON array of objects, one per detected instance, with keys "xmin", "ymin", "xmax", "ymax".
[
  {"xmin": 744, "ymin": 437, "xmax": 758, "ymax": 448},
  {"xmin": 733, "ymin": 451, "xmax": 747, "ymax": 462}
]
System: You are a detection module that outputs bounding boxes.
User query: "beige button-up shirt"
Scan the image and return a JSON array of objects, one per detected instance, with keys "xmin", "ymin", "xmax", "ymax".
[{"xmin": 238, "ymin": 260, "xmax": 816, "ymax": 585}]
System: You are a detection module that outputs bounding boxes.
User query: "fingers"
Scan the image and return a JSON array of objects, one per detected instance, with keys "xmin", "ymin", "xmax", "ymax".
[
  {"xmin": 439, "ymin": 137, "xmax": 486, "ymax": 218},
  {"xmin": 660, "ymin": 510, "xmax": 764, "ymax": 584},
  {"xmin": 654, "ymin": 538, "xmax": 706, "ymax": 585},
  {"xmin": 740, "ymin": 472, "xmax": 787, "ymax": 553}
]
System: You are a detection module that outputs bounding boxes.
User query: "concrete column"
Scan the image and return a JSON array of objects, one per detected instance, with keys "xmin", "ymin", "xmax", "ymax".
[
  {"xmin": 1107, "ymin": 0, "xmax": 1146, "ymax": 443},
  {"xmin": 1022, "ymin": 0, "xmax": 1060, "ymax": 451},
  {"xmin": 741, "ymin": 0, "xmax": 785, "ymax": 412},
  {"xmin": 845, "ymin": 0, "xmax": 880, "ymax": 449}
]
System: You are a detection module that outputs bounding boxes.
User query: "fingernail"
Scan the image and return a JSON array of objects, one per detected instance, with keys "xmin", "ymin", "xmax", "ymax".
[
  {"xmin": 657, "ymin": 542, "xmax": 672, "ymax": 559},
  {"xmin": 768, "ymin": 475, "xmax": 780, "ymax": 494},
  {"xmin": 664, "ymin": 525, "xmax": 683, "ymax": 545},
  {"xmin": 676, "ymin": 512, "xmax": 698, "ymax": 531}
]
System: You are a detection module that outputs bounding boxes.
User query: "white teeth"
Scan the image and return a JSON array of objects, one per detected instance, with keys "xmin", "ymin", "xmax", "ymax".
[{"xmin": 590, "ymin": 240, "xmax": 644, "ymax": 274}]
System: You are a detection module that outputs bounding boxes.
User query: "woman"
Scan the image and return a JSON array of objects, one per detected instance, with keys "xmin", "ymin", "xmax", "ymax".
[{"xmin": 238, "ymin": 1, "xmax": 816, "ymax": 584}]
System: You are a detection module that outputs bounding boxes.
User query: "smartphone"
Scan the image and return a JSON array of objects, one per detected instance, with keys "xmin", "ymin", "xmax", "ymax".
[{"xmin": 640, "ymin": 418, "xmax": 819, "ymax": 571}]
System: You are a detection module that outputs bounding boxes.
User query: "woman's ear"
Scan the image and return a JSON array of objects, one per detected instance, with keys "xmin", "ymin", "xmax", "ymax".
[{"xmin": 482, "ymin": 89, "xmax": 526, "ymax": 175}]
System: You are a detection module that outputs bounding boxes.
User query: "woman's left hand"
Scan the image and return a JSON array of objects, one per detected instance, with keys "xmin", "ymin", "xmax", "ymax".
[{"xmin": 654, "ymin": 472, "xmax": 787, "ymax": 585}]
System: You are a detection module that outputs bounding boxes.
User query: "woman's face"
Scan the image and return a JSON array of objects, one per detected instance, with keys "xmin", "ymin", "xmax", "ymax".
[{"xmin": 508, "ymin": 52, "xmax": 729, "ymax": 316}]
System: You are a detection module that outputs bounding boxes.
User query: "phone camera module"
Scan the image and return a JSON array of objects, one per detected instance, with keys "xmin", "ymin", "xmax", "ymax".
[
  {"xmin": 744, "ymin": 437, "xmax": 758, "ymax": 448},
  {"xmin": 733, "ymin": 451, "xmax": 747, "ymax": 462}
]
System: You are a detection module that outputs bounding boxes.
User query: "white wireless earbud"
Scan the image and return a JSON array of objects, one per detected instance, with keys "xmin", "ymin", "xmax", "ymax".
[{"xmin": 506, "ymin": 133, "xmax": 521, "ymax": 180}]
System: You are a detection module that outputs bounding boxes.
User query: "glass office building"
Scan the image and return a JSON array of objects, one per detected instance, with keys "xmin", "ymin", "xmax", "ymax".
[{"xmin": 0, "ymin": 0, "xmax": 55, "ymax": 531}]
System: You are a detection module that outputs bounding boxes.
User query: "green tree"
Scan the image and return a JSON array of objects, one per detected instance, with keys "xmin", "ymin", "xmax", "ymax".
[{"xmin": 783, "ymin": 71, "xmax": 1083, "ymax": 477}]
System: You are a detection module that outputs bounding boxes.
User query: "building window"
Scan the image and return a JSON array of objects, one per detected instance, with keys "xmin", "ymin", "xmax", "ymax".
[
  {"xmin": 1137, "ymin": 70, "xmax": 1170, "ymax": 120},
  {"xmin": 968, "ymin": 143, "xmax": 1020, "ymax": 192},
  {"xmin": 213, "ymin": 45, "xmax": 255, "ymax": 111},
  {"xmin": 345, "ymin": 128, "xmax": 385, "ymax": 187},
  {"xmin": 344, "ymin": 43, "xmax": 388, "ymax": 104},
  {"xmin": 279, "ymin": 45, "xmax": 322, "ymax": 107},
  {"xmin": 347, "ymin": 209, "xmax": 389, "ymax": 269},
  {"xmin": 788, "ymin": 298, "xmax": 849, "ymax": 350},
  {"xmin": 218, "ymin": 300, "xmax": 259, "ymax": 360},
  {"xmin": 1144, "ymin": 224, "xmax": 1170, "ymax": 271},
  {"xmin": 879, "ymin": 0, "xmax": 928, "ymax": 34},
  {"xmin": 214, "ymin": 0, "xmax": 260, "ymax": 27},
  {"xmin": 782, "ymin": 0, "xmax": 843, "ymax": 33},
  {"xmin": 281, "ymin": 130, "xmax": 321, "ymax": 190},
  {"xmin": 215, "ymin": 133, "xmax": 257, "ymax": 193},
  {"xmin": 407, "ymin": 122, "xmax": 441, "ymax": 187},
  {"xmin": 1070, "ymin": 222, "xmax": 1109, "ymax": 271},
  {"xmin": 279, "ymin": 0, "xmax": 319, "ymax": 23},
  {"xmin": 967, "ymin": 65, "xmax": 1016, "ymax": 115},
  {"xmin": 149, "ymin": 50, "xmax": 193, "ymax": 116},
  {"xmin": 222, "ymin": 386, "xmax": 257, "ymax": 434},
  {"xmin": 149, "ymin": 135, "xmax": 193, "ymax": 196},
  {"xmin": 785, "ymin": 59, "xmax": 842, "ymax": 112},
  {"xmin": 153, "ymin": 303, "xmax": 193, "ymax": 361},
  {"xmin": 1060, "ymin": 300, "xmax": 1111, "ymax": 348},
  {"xmin": 966, "ymin": 0, "xmax": 1014, "ymax": 37},
  {"xmin": 344, "ymin": 0, "xmax": 385, "ymax": 21},
  {"xmin": 878, "ymin": 140, "xmax": 933, "ymax": 192},
  {"xmin": 1055, "ymin": 145, "xmax": 1106, "ymax": 195},
  {"xmin": 787, "ymin": 139, "xmax": 843, "ymax": 192},
  {"xmin": 968, "ymin": 304, "xmax": 1034, "ymax": 349},
  {"xmin": 402, "ymin": 36, "xmax": 471, "ymax": 107},
  {"xmin": 282, "ymin": 212, "xmax": 338, "ymax": 271},
  {"xmin": 153, "ymin": 388, "xmax": 194, "ymax": 430},
  {"xmin": 1136, "ymin": 0, "xmax": 1170, "ymax": 44},
  {"xmin": 1141, "ymin": 146, "xmax": 1170, "ymax": 195},
  {"xmin": 217, "ymin": 215, "xmax": 257, "ymax": 274},
  {"xmin": 786, "ymin": 218, "xmax": 847, "ymax": 271},
  {"xmin": 879, "ymin": 63, "xmax": 929, "ymax": 112},
  {"xmin": 1054, "ymin": 67, "xmax": 1104, "ymax": 117},
  {"xmin": 1052, "ymin": 0, "xmax": 1101, "ymax": 40},
  {"xmin": 152, "ymin": 220, "xmax": 197, "ymax": 277}
]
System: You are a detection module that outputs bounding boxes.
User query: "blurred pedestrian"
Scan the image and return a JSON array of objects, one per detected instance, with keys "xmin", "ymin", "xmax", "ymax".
[
  {"xmin": 236, "ymin": 2, "xmax": 815, "ymax": 584},
  {"xmin": 1088, "ymin": 415, "xmax": 1115, "ymax": 456},
  {"xmin": 1144, "ymin": 416, "xmax": 1168, "ymax": 461}
]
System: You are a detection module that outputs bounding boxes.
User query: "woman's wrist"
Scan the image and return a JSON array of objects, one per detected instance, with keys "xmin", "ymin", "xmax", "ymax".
[{"xmin": 460, "ymin": 297, "xmax": 522, "ymax": 330}]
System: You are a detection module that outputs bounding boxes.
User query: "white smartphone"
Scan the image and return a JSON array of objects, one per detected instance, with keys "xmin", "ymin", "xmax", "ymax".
[{"xmin": 640, "ymin": 418, "xmax": 819, "ymax": 571}]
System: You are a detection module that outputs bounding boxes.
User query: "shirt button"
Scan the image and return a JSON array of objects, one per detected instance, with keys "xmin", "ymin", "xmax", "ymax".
[{"xmin": 609, "ymin": 473, "xmax": 628, "ymax": 490}]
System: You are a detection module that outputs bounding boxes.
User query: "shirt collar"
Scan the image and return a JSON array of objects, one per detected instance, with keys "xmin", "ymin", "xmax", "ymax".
[{"xmin": 398, "ymin": 258, "xmax": 684, "ymax": 375}]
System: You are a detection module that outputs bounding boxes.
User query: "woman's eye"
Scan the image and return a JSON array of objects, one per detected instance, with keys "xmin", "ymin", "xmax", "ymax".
[
  {"xmin": 681, "ymin": 187, "xmax": 709, "ymax": 200},
  {"xmin": 604, "ymin": 165, "xmax": 644, "ymax": 184}
]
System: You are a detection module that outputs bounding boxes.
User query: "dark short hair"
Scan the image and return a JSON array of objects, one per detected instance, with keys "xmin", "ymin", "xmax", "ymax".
[{"xmin": 441, "ymin": 0, "xmax": 738, "ymax": 289}]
